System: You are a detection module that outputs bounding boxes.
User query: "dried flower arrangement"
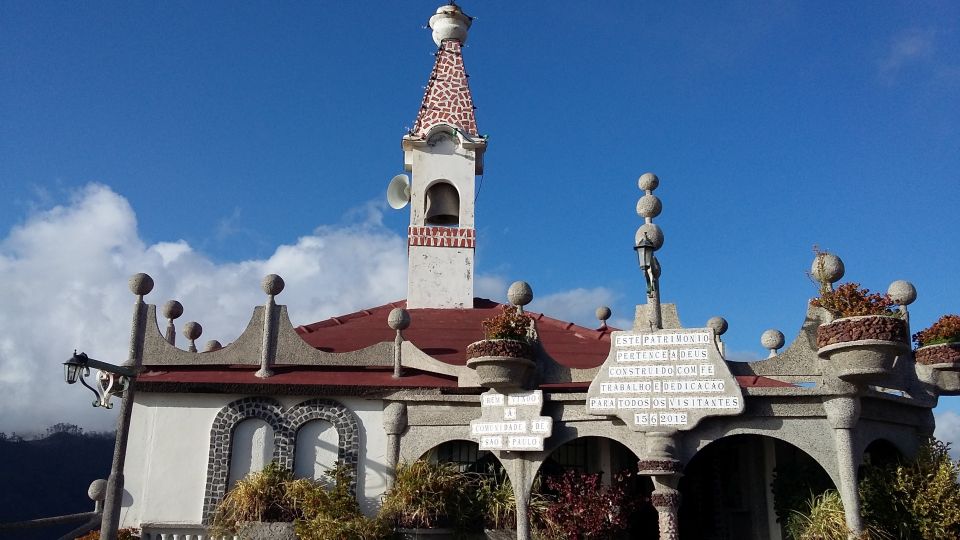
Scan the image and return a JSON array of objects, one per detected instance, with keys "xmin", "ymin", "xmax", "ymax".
[
  {"xmin": 481, "ymin": 305, "xmax": 532, "ymax": 341},
  {"xmin": 914, "ymin": 315, "xmax": 960, "ymax": 365},
  {"xmin": 811, "ymin": 282, "xmax": 898, "ymax": 319}
]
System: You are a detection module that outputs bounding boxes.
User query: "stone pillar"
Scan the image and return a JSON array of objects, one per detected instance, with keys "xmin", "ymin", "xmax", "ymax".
[
  {"xmin": 501, "ymin": 453, "xmax": 539, "ymax": 540},
  {"xmin": 382, "ymin": 402, "xmax": 407, "ymax": 489},
  {"xmin": 824, "ymin": 396, "xmax": 863, "ymax": 537},
  {"xmin": 651, "ymin": 476, "xmax": 681, "ymax": 540},
  {"xmin": 641, "ymin": 431, "xmax": 683, "ymax": 540}
]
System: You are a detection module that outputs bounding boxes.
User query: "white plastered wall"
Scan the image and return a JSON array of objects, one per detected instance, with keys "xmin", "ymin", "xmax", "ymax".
[
  {"xmin": 405, "ymin": 132, "xmax": 478, "ymax": 309},
  {"xmin": 120, "ymin": 393, "xmax": 387, "ymax": 527}
]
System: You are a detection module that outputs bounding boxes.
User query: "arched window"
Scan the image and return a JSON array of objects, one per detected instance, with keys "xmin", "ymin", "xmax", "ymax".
[
  {"xmin": 294, "ymin": 420, "xmax": 339, "ymax": 481},
  {"xmin": 228, "ymin": 418, "xmax": 275, "ymax": 488}
]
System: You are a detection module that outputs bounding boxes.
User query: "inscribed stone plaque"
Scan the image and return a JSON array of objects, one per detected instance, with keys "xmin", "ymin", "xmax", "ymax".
[
  {"xmin": 586, "ymin": 328, "xmax": 744, "ymax": 431},
  {"xmin": 470, "ymin": 389, "xmax": 553, "ymax": 451}
]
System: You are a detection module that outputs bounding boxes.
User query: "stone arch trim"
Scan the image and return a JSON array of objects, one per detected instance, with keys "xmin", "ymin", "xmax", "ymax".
[
  {"xmin": 288, "ymin": 398, "xmax": 361, "ymax": 495},
  {"xmin": 202, "ymin": 397, "xmax": 286, "ymax": 524}
]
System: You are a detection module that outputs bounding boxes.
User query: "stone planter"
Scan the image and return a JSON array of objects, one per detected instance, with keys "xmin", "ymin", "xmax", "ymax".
[
  {"xmin": 816, "ymin": 315, "xmax": 908, "ymax": 381},
  {"xmin": 466, "ymin": 339, "xmax": 534, "ymax": 390},
  {"xmin": 915, "ymin": 343, "xmax": 960, "ymax": 368},
  {"xmin": 238, "ymin": 521, "xmax": 297, "ymax": 540},
  {"xmin": 396, "ymin": 527, "xmax": 456, "ymax": 539}
]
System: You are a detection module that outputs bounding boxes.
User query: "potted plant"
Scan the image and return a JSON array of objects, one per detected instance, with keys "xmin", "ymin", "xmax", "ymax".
[
  {"xmin": 210, "ymin": 462, "xmax": 299, "ymax": 540},
  {"xmin": 379, "ymin": 460, "xmax": 477, "ymax": 539},
  {"xmin": 914, "ymin": 315, "xmax": 960, "ymax": 367},
  {"xmin": 811, "ymin": 282, "xmax": 908, "ymax": 381},
  {"xmin": 466, "ymin": 305, "xmax": 535, "ymax": 390},
  {"xmin": 210, "ymin": 462, "xmax": 385, "ymax": 540}
]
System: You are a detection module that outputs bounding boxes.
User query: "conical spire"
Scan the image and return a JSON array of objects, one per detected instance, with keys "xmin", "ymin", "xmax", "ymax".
[{"xmin": 409, "ymin": 4, "xmax": 479, "ymax": 139}]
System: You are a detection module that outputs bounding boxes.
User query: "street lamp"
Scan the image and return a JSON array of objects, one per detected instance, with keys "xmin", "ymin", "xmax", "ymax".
[
  {"xmin": 63, "ymin": 351, "xmax": 136, "ymax": 409},
  {"xmin": 634, "ymin": 232, "xmax": 655, "ymax": 293},
  {"xmin": 64, "ymin": 351, "xmax": 139, "ymax": 540}
]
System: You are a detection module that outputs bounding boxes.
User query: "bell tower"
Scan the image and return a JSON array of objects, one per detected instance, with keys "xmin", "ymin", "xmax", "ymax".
[{"xmin": 399, "ymin": 3, "xmax": 485, "ymax": 309}]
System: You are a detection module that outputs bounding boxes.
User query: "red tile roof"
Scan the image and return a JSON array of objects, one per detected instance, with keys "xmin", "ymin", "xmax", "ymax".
[
  {"xmin": 296, "ymin": 298, "xmax": 613, "ymax": 369},
  {"xmin": 136, "ymin": 298, "xmax": 791, "ymax": 391}
]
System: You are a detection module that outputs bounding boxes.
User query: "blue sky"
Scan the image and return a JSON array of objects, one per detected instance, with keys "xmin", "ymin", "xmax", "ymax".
[{"xmin": 1, "ymin": 1, "xmax": 958, "ymax": 436}]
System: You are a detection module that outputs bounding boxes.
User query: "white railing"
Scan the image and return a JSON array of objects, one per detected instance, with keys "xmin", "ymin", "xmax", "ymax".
[{"xmin": 140, "ymin": 523, "xmax": 238, "ymax": 540}]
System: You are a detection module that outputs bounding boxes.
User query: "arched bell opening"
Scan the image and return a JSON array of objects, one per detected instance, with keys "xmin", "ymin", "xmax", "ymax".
[
  {"xmin": 424, "ymin": 181, "xmax": 460, "ymax": 226},
  {"xmin": 679, "ymin": 434, "xmax": 834, "ymax": 540}
]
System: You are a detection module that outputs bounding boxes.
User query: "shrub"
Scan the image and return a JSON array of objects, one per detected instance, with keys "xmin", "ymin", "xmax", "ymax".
[
  {"xmin": 481, "ymin": 305, "xmax": 532, "ymax": 340},
  {"xmin": 913, "ymin": 315, "xmax": 960, "ymax": 348},
  {"xmin": 811, "ymin": 283, "xmax": 898, "ymax": 319},
  {"xmin": 537, "ymin": 470, "xmax": 635, "ymax": 539},
  {"xmin": 474, "ymin": 472, "xmax": 551, "ymax": 532},
  {"xmin": 211, "ymin": 461, "xmax": 387, "ymax": 540},
  {"xmin": 290, "ymin": 463, "xmax": 388, "ymax": 540},
  {"xmin": 211, "ymin": 462, "xmax": 298, "ymax": 534},
  {"xmin": 861, "ymin": 439, "xmax": 960, "ymax": 539},
  {"xmin": 785, "ymin": 490, "xmax": 888, "ymax": 539},
  {"xmin": 379, "ymin": 460, "xmax": 478, "ymax": 531}
]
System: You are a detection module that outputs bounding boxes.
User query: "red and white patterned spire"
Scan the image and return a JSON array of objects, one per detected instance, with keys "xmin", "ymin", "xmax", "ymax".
[{"xmin": 410, "ymin": 4, "xmax": 479, "ymax": 139}]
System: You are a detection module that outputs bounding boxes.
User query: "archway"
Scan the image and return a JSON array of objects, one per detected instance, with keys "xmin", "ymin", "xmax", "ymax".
[
  {"xmin": 679, "ymin": 434, "xmax": 834, "ymax": 540},
  {"xmin": 538, "ymin": 436, "xmax": 657, "ymax": 538},
  {"xmin": 863, "ymin": 438, "xmax": 903, "ymax": 469}
]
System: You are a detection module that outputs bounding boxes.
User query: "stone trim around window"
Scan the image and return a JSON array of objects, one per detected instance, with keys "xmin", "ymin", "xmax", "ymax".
[{"xmin": 201, "ymin": 396, "xmax": 361, "ymax": 524}]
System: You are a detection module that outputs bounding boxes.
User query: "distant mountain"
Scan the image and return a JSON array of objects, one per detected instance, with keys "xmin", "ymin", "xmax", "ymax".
[{"xmin": 0, "ymin": 428, "xmax": 114, "ymax": 540}]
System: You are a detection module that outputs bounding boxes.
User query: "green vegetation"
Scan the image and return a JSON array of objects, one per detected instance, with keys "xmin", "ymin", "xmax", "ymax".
[{"xmin": 782, "ymin": 439, "xmax": 960, "ymax": 540}]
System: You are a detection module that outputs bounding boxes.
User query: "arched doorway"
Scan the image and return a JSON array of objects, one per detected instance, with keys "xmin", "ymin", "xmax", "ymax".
[
  {"xmin": 539, "ymin": 436, "xmax": 658, "ymax": 538},
  {"xmin": 679, "ymin": 434, "xmax": 834, "ymax": 540}
]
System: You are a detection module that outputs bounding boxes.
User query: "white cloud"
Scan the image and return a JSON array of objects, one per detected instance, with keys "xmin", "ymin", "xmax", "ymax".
[
  {"xmin": 935, "ymin": 410, "xmax": 960, "ymax": 459},
  {"xmin": 0, "ymin": 184, "xmax": 627, "ymax": 436},
  {"xmin": 530, "ymin": 287, "xmax": 620, "ymax": 329},
  {"xmin": 879, "ymin": 28, "xmax": 936, "ymax": 80},
  {"xmin": 0, "ymin": 184, "xmax": 408, "ymax": 434}
]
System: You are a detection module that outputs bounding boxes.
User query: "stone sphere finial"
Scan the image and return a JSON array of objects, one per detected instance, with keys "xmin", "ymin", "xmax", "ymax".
[
  {"xmin": 636, "ymin": 194, "xmax": 662, "ymax": 219},
  {"xmin": 387, "ymin": 308, "xmax": 411, "ymax": 331},
  {"xmin": 88, "ymin": 478, "xmax": 107, "ymax": 502},
  {"xmin": 638, "ymin": 172, "xmax": 659, "ymax": 192},
  {"xmin": 887, "ymin": 280, "xmax": 917, "ymax": 306},
  {"xmin": 429, "ymin": 3, "xmax": 472, "ymax": 46},
  {"xmin": 811, "ymin": 252, "xmax": 844, "ymax": 285},
  {"xmin": 596, "ymin": 306, "xmax": 612, "ymax": 323},
  {"xmin": 635, "ymin": 223, "xmax": 664, "ymax": 250},
  {"xmin": 183, "ymin": 321, "xmax": 203, "ymax": 341},
  {"xmin": 203, "ymin": 340, "xmax": 223, "ymax": 352},
  {"xmin": 162, "ymin": 300, "xmax": 184, "ymax": 320},
  {"xmin": 507, "ymin": 281, "xmax": 534, "ymax": 307},
  {"xmin": 261, "ymin": 274, "xmax": 285, "ymax": 296},
  {"xmin": 761, "ymin": 329, "xmax": 785, "ymax": 352},
  {"xmin": 707, "ymin": 316, "xmax": 728, "ymax": 336},
  {"xmin": 129, "ymin": 273, "xmax": 154, "ymax": 296}
]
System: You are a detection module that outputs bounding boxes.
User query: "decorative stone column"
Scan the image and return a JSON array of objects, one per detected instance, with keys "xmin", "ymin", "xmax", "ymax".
[
  {"xmin": 500, "ymin": 453, "xmax": 539, "ymax": 540},
  {"xmin": 651, "ymin": 476, "xmax": 681, "ymax": 540},
  {"xmin": 640, "ymin": 431, "xmax": 683, "ymax": 540},
  {"xmin": 824, "ymin": 396, "xmax": 864, "ymax": 537},
  {"xmin": 382, "ymin": 402, "xmax": 407, "ymax": 489}
]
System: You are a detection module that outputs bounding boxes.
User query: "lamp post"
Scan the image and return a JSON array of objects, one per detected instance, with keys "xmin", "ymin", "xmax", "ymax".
[
  {"xmin": 63, "ymin": 271, "xmax": 153, "ymax": 540},
  {"xmin": 635, "ymin": 172, "xmax": 664, "ymax": 330},
  {"xmin": 63, "ymin": 351, "xmax": 138, "ymax": 540}
]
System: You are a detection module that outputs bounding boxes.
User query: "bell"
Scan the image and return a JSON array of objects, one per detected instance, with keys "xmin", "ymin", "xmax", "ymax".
[{"xmin": 424, "ymin": 182, "xmax": 460, "ymax": 226}]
